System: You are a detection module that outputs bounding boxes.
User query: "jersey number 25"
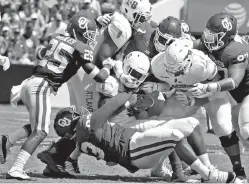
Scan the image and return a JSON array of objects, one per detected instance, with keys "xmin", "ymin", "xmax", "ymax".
[{"xmin": 45, "ymin": 39, "xmax": 74, "ymax": 74}]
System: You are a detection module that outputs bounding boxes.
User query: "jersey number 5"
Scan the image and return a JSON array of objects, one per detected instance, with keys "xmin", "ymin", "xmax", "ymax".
[{"xmin": 45, "ymin": 39, "xmax": 74, "ymax": 73}]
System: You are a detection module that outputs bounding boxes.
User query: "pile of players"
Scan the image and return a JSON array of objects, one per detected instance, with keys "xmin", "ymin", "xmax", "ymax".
[{"xmin": 0, "ymin": 0, "xmax": 249, "ymax": 183}]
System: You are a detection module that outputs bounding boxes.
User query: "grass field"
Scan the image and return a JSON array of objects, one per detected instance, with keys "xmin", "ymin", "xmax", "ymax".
[{"xmin": 0, "ymin": 105, "xmax": 248, "ymax": 183}]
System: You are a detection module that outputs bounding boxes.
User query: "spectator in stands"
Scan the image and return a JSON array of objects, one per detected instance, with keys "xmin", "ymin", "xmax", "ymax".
[
  {"xmin": 43, "ymin": 13, "xmax": 66, "ymax": 39},
  {"xmin": 0, "ymin": 26, "xmax": 11, "ymax": 56},
  {"xmin": 23, "ymin": 15, "xmax": 40, "ymax": 61},
  {"xmin": 7, "ymin": 26, "xmax": 29, "ymax": 64}
]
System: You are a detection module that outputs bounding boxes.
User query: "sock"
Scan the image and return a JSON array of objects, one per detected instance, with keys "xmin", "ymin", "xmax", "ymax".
[
  {"xmin": 199, "ymin": 153, "xmax": 212, "ymax": 168},
  {"xmin": 169, "ymin": 151, "xmax": 184, "ymax": 175},
  {"xmin": 190, "ymin": 159, "xmax": 210, "ymax": 180},
  {"xmin": 69, "ymin": 148, "xmax": 81, "ymax": 161},
  {"xmin": 10, "ymin": 149, "xmax": 31, "ymax": 172}
]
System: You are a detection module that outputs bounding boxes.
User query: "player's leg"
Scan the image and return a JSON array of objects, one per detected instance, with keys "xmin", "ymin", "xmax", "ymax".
[
  {"xmin": 37, "ymin": 134, "xmax": 78, "ymax": 177},
  {"xmin": 238, "ymin": 94, "xmax": 249, "ymax": 141},
  {"xmin": 159, "ymin": 116, "xmax": 214, "ymax": 170},
  {"xmin": 0, "ymin": 124, "xmax": 32, "ymax": 164},
  {"xmin": 175, "ymin": 139, "xmax": 237, "ymax": 183},
  {"xmin": 7, "ymin": 77, "xmax": 51, "ymax": 180},
  {"xmin": 205, "ymin": 92, "xmax": 245, "ymax": 178},
  {"xmin": 130, "ymin": 118, "xmax": 237, "ymax": 183}
]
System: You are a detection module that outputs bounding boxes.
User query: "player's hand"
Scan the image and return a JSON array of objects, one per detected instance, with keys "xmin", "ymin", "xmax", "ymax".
[
  {"xmin": 119, "ymin": 73, "xmax": 134, "ymax": 84},
  {"xmin": 139, "ymin": 82, "xmax": 158, "ymax": 94},
  {"xmin": 176, "ymin": 91, "xmax": 194, "ymax": 106},
  {"xmin": 0, "ymin": 55, "xmax": 10, "ymax": 71},
  {"xmin": 102, "ymin": 57, "xmax": 115, "ymax": 69},
  {"xmin": 97, "ymin": 14, "xmax": 112, "ymax": 27},
  {"xmin": 188, "ymin": 83, "xmax": 209, "ymax": 97}
]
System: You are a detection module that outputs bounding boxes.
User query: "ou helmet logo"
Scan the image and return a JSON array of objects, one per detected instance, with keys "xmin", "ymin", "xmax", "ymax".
[
  {"xmin": 78, "ymin": 17, "xmax": 88, "ymax": 29},
  {"xmin": 221, "ymin": 19, "xmax": 233, "ymax": 31}
]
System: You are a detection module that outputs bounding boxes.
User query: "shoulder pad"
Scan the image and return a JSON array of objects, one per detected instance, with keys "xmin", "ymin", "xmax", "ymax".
[
  {"xmin": 151, "ymin": 52, "xmax": 164, "ymax": 77},
  {"xmin": 221, "ymin": 41, "xmax": 249, "ymax": 64}
]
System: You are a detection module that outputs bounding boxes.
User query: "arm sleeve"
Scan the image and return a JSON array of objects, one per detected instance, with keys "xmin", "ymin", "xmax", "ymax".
[
  {"xmin": 36, "ymin": 47, "xmax": 47, "ymax": 60},
  {"xmin": 90, "ymin": 93, "xmax": 132, "ymax": 131}
]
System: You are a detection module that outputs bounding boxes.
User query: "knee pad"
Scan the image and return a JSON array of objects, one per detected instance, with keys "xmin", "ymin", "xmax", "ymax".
[
  {"xmin": 23, "ymin": 124, "xmax": 32, "ymax": 137},
  {"xmin": 240, "ymin": 124, "xmax": 249, "ymax": 140},
  {"xmin": 219, "ymin": 131, "xmax": 239, "ymax": 148},
  {"xmin": 33, "ymin": 129, "xmax": 47, "ymax": 140},
  {"xmin": 185, "ymin": 117, "xmax": 199, "ymax": 136}
]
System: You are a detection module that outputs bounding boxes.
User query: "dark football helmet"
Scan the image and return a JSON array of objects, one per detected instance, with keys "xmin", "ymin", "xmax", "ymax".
[
  {"xmin": 54, "ymin": 106, "xmax": 82, "ymax": 137},
  {"xmin": 202, "ymin": 12, "xmax": 237, "ymax": 51},
  {"xmin": 154, "ymin": 16, "xmax": 183, "ymax": 52},
  {"xmin": 67, "ymin": 14, "xmax": 98, "ymax": 49}
]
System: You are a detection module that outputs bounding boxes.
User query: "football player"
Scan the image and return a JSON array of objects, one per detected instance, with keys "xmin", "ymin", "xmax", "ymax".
[
  {"xmin": 0, "ymin": 15, "xmax": 112, "ymax": 180},
  {"xmin": 188, "ymin": 12, "xmax": 248, "ymax": 180},
  {"xmin": 62, "ymin": 92, "xmax": 240, "ymax": 183}
]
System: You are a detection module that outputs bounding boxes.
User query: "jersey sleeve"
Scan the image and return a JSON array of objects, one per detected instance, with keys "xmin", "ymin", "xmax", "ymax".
[
  {"xmin": 221, "ymin": 41, "xmax": 249, "ymax": 66},
  {"xmin": 73, "ymin": 41, "xmax": 94, "ymax": 64},
  {"xmin": 107, "ymin": 12, "xmax": 132, "ymax": 51}
]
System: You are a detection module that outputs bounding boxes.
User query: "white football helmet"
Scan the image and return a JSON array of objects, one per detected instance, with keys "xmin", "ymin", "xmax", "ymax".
[
  {"xmin": 120, "ymin": 0, "xmax": 152, "ymax": 28},
  {"xmin": 164, "ymin": 39, "xmax": 192, "ymax": 75},
  {"xmin": 122, "ymin": 51, "xmax": 150, "ymax": 88}
]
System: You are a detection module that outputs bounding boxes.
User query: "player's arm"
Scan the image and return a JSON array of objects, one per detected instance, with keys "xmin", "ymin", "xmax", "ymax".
[
  {"xmin": 205, "ymin": 57, "xmax": 248, "ymax": 92},
  {"xmin": 90, "ymin": 93, "xmax": 133, "ymax": 131},
  {"xmin": 176, "ymin": 91, "xmax": 210, "ymax": 106},
  {"xmin": 82, "ymin": 62, "xmax": 111, "ymax": 83},
  {"xmin": 190, "ymin": 53, "xmax": 248, "ymax": 97}
]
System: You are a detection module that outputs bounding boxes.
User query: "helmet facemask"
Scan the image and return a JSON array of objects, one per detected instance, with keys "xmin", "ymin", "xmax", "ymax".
[
  {"xmin": 131, "ymin": 11, "xmax": 151, "ymax": 28},
  {"xmin": 154, "ymin": 28, "xmax": 176, "ymax": 52},
  {"xmin": 72, "ymin": 27, "xmax": 98, "ymax": 50},
  {"xmin": 203, "ymin": 28, "xmax": 226, "ymax": 51},
  {"xmin": 83, "ymin": 29, "xmax": 99, "ymax": 49},
  {"xmin": 123, "ymin": 65, "xmax": 148, "ymax": 88}
]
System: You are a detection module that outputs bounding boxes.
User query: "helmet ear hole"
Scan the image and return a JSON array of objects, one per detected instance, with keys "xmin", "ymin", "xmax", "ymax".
[{"xmin": 125, "ymin": 8, "xmax": 128, "ymax": 13}]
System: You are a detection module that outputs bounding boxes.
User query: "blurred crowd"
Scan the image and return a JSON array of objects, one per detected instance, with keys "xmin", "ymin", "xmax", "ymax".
[{"xmin": 0, "ymin": 0, "xmax": 159, "ymax": 65}]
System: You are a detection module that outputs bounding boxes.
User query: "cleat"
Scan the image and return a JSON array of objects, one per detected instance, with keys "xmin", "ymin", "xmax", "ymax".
[
  {"xmin": 43, "ymin": 166, "xmax": 74, "ymax": 178},
  {"xmin": 65, "ymin": 160, "xmax": 79, "ymax": 176},
  {"xmin": 37, "ymin": 151, "xmax": 60, "ymax": 173},
  {"xmin": 6, "ymin": 169, "xmax": 34, "ymax": 180},
  {"xmin": 203, "ymin": 170, "xmax": 237, "ymax": 183},
  {"xmin": 234, "ymin": 167, "xmax": 248, "ymax": 183},
  {"xmin": 150, "ymin": 163, "xmax": 172, "ymax": 182},
  {"xmin": 171, "ymin": 171, "xmax": 189, "ymax": 182},
  {"xmin": 0, "ymin": 135, "xmax": 8, "ymax": 164}
]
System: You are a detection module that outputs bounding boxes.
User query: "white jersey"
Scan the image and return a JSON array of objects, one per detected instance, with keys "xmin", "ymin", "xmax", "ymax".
[
  {"xmin": 108, "ymin": 12, "xmax": 132, "ymax": 51},
  {"xmin": 151, "ymin": 49, "xmax": 217, "ymax": 92}
]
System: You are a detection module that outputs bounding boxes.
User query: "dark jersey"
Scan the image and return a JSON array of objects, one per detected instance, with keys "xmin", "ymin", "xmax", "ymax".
[
  {"xmin": 195, "ymin": 38, "xmax": 249, "ymax": 103},
  {"xmin": 76, "ymin": 114, "xmax": 138, "ymax": 173},
  {"xmin": 124, "ymin": 21, "xmax": 158, "ymax": 59},
  {"xmin": 34, "ymin": 34, "xmax": 93, "ymax": 92}
]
